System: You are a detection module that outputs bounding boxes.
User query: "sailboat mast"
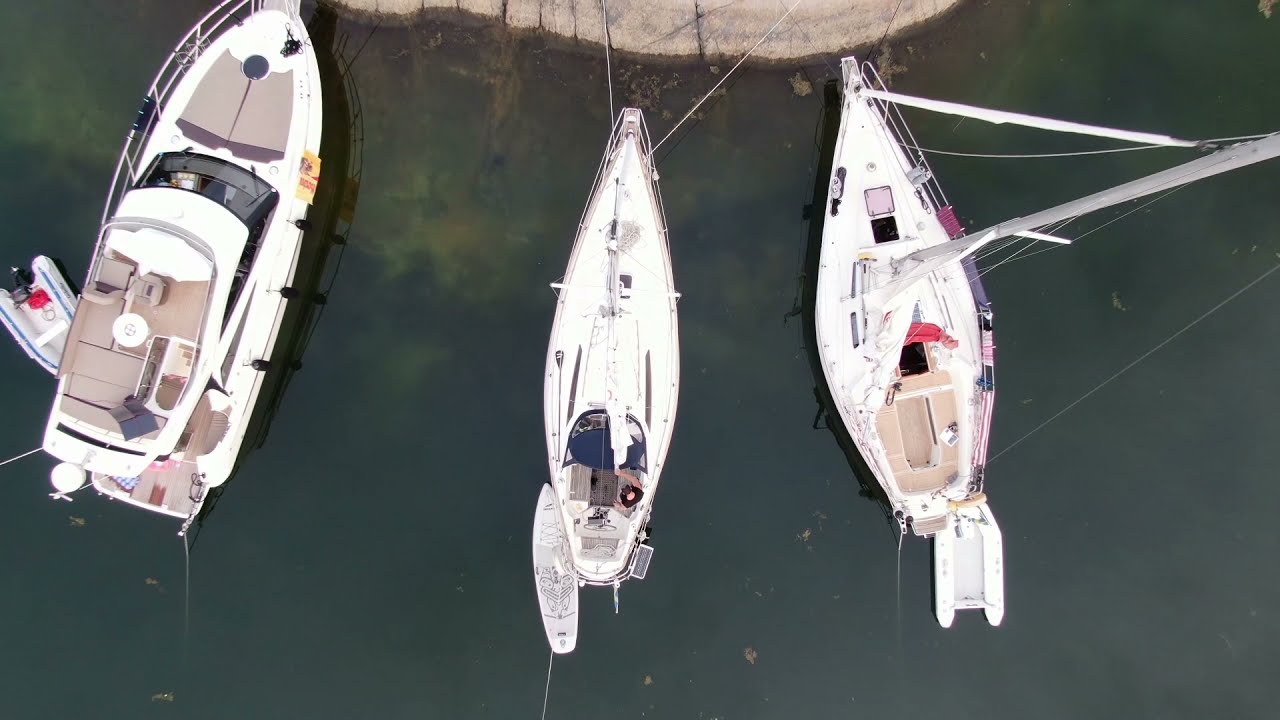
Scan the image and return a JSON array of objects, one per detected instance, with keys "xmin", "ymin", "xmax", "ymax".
[{"xmin": 892, "ymin": 132, "xmax": 1280, "ymax": 279}]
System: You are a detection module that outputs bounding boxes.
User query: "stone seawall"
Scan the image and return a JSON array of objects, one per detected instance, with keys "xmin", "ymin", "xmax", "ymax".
[{"xmin": 330, "ymin": 0, "xmax": 961, "ymax": 61}]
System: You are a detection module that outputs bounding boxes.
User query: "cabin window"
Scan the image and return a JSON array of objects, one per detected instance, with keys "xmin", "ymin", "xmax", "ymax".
[
  {"xmin": 620, "ymin": 273, "xmax": 633, "ymax": 299},
  {"xmin": 220, "ymin": 315, "xmax": 249, "ymax": 383},
  {"xmin": 849, "ymin": 312, "xmax": 861, "ymax": 348},
  {"xmin": 871, "ymin": 216, "xmax": 900, "ymax": 244},
  {"xmin": 898, "ymin": 342, "xmax": 929, "ymax": 377},
  {"xmin": 139, "ymin": 152, "xmax": 279, "ymax": 230}
]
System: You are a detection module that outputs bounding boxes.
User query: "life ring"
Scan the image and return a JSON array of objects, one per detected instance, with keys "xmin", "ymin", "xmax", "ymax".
[{"xmin": 948, "ymin": 492, "xmax": 987, "ymax": 510}]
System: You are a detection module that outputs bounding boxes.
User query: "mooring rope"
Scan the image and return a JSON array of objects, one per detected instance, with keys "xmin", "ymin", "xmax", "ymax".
[
  {"xmin": 652, "ymin": 0, "xmax": 805, "ymax": 151},
  {"xmin": 540, "ymin": 651, "xmax": 555, "ymax": 720},
  {"xmin": 0, "ymin": 447, "xmax": 40, "ymax": 468},
  {"xmin": 600, "ymin": 0, "xmax": 614, "ymax": 121}
]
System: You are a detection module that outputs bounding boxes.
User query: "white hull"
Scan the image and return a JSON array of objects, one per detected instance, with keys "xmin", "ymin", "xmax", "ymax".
[
  {"xmin": 533, "ymin": 484, "xmax": 579, "ymax": 654},
  {"xmin": 40, "ymin": 0, "xmax": 321, "ymax": 531},
  {"xmin": 0, "ymin": 257, "xmax": 77, "ymax": 374},
  {"xmin": 536, "ymin": 109, "xmax": 679, "ymax": 651},
  {"xmin": 814, "ymin": 57, "xmax": 1003, "ymax": 626},
  {"xmin": 933, "ymin": 501, "xmax": 1004, "ymax": 627}
]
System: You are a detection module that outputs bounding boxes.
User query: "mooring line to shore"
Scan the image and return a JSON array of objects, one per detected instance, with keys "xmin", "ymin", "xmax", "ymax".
[
  {"xmin": 0, "ymin": 447, "xmax": 40, "ymax": 469},
  {"xmin": 540, "ymin": 651, "xmax": 555, "ymax": 720},
  {"xmin": 652, "ymin": 0, "xmax": 805, "ymax": 152},
  {"xmin": 601, "ymin": 0, "xmax": 614, "ymax": 121}
]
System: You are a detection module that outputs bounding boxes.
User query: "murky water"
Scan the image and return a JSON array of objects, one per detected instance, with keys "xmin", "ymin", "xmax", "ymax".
[{"xmin": 1, "ymin": 1, "xmax": 1277, "ymax": 717}]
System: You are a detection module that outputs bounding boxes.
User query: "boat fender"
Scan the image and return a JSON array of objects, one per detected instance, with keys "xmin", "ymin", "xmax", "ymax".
[
  {"xmin": 948, "ymin": 492, "xmax": 988, "ymax": 510},
  {"xmin": 50, "ymin": 462, "xmax": 86, "ymax": 495}
]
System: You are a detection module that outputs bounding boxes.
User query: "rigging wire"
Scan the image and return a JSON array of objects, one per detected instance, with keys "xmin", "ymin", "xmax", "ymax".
[
  {"xmin": 907, "ymin": 133, "xmax": 1273, "ymax": 161},
  {"xmin": 600, "ymin": 0, "xmax": 614, "ymax": 122},
  {"xmin": 973, "ymin": 182, "xmax": 1197, "ymax": 279},
  {"xmin": 652, "ymin": 0, "xmax": 805, "ymax": 152},
  {"xmin": 989, "ymin": 262, "xmax": 1280, "ymax": 464}
]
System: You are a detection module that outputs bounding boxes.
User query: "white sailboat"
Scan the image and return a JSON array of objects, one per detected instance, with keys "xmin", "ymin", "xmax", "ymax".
[
  {"xmin": 0, "ymin": 257, "xmax": 78, "ymax": 374},
  {"xmin": 816, "ymin": 56, "xmax": 1280, "ymax": 627},
  {"xmin": 41, "ymin": 0, "xmax": 322, "ymax": 534},
  {"xmin": 534, "ymin": 109, "xmax": 680, "ymax": 654}
]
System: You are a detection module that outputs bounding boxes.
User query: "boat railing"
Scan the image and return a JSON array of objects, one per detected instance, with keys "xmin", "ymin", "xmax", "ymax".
[
  {"xmin": 634, "ymin": 111, "xmax": 672, "ymax": 253},
  {"xmin": 856, "ymin": 59, "xmax": 951, "ymax": 215},
  {"xmin": 95, "ymin": 0, "xmax": 284, "ymax": 280},
  {"xmin": 575, "ymin": 110, "xmax": 672, "ymax": 254}
]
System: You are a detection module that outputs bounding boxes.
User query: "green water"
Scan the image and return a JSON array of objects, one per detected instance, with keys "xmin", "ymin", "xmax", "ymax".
[{"xmin": 1, "ymin": 1, "xmax": 1277, "ymax": 717}]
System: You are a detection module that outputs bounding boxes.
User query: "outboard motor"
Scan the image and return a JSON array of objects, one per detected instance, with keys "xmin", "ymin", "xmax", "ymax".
[{"xmin": 9, "ymin": 266, "xmax": 33, "ymax": 305}]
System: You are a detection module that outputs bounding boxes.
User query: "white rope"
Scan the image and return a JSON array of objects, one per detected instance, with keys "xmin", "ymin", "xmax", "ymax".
[
  {"xmin": 0, "ymin": 447, "xmax": 40, "ymax": 468},
  {"xmin": 600, "ymin": 0, "xmax": 614, "ymax": 121},
  {"xmin": 652, "ymin": 0, "xmax": 805, "ymax": 151},
  {"xmin": 990, "ymin": 262, "xmax": 1280, "ymax": 463},
  {"xmin": 540, "ymin": 651, "xmax": 555, "ymax": 720}
]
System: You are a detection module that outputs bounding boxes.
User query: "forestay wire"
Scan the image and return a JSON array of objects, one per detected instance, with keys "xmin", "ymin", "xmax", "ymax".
[{"xmin": 652, "ymin": 0, "xmax": 805, "ymax": 152}]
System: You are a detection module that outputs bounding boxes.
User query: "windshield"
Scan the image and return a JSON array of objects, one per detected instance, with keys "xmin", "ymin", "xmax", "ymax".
[{"xmin": 139, "ymin": 152, "xmax": 279, "ymax": 229}]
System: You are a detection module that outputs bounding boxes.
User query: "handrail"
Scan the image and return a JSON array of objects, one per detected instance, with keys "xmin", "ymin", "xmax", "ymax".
[{"xmin": 855, "ymin": 59, "xmax": 951, "ymax": 215}]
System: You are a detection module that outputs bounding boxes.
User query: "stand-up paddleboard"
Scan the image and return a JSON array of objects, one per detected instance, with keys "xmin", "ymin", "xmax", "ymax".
[
  {"xmin": 934, "ymin": 501, "xmax": 1005, "ymax": 628},
  {"xmin": 0, "ymin": 256, "xmax": 76, "ymax": 374},
  {"xmin": 533, "ymin": 483, "xmax": 578, "ymax": 654}
]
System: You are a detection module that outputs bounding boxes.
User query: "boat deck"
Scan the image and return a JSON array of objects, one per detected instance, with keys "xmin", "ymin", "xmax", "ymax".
[
  {"xmin": 115, "ymin": 278, "xmax": 208, "ymax": 358},
  {"xmin": 90, "ymin": 393, "xmax": 229, "ymax": 516},
  {"xmin": 876, "ymin": 345, "xmax": 961, "ymax": 494},
  {"xmin": 94, "ymin": 459, "xmax": 202, "ymax": 517},
  {"xmin": 56, "ymin": 252, "xmax": 208, "ymax": 435}
]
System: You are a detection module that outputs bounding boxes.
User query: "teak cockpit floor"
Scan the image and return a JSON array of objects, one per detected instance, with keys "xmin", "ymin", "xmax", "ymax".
[{"xmin": 876, "ymin": 366, "xmax": 960, "ymax": 494}]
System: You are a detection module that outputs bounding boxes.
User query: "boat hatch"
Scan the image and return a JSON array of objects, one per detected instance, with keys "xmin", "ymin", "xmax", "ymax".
[{"xmin": 899, "ymin": 342, "xmax": 929, "ymax": 376}]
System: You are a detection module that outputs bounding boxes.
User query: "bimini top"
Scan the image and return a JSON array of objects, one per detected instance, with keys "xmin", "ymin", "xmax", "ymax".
[{"xmin": 564, "ymin": 410, "xmax": 647, "ymax": 472}]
